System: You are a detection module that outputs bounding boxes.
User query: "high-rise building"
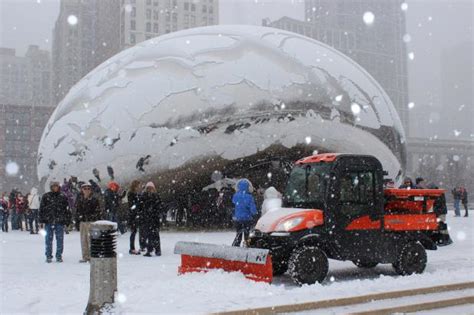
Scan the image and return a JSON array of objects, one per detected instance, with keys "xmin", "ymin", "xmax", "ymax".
[
  {"xmin": 120, "ymin": 0, "xmax": 219, "ymax": 48},
  {"xmin": 0, "ymin": 104, "xmax": 54, "ymax": 193},
  {"xmin": 0, "ymin": 46, "xmax": 52, "ymax": 107},
  {"xmin": 264, "ymin": 0, "xmax": 410, "ymax": 134},
  {"xmin": 52, "ymin": 0, "xmax": 121, "ymax": 105}
]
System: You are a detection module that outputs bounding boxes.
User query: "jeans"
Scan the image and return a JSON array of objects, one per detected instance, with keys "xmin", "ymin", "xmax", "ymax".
[
  {"xmin": 129, "ymin": 225, "xmax": 146, "ymax": 251},
  {"xmin": 2, "ymin": 212, "xmax": 8, "ymax": 232},
  {"xmin": 463, "ymin": 202, "xmax": 469, "ymax": 216},
  {"xmin": 28, "ymin": 209, "xmax": 39, "ymax": 233},
  {"xmin": 11, "ymin": 211, "xmax": 18, "ymax": 230},
  {"xmin": 142, "ymin": 226, "xmax": 161, "ymax": 254},
  {"xmin": 107, "ymin": 212, "xmax": 125, "ymax": 234},
  {"xmin": 454, "ymin": 199, "xmax": 461, "ymax": 216},
  {"xmin": 45, "ymin": 224, "xmax": 64, "ymax": 259},
  {"xmin": 232, "ymin": 220, "xmax": 253, "ymax": 247}
]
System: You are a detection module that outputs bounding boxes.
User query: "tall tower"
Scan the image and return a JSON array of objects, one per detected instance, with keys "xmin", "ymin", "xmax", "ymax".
[
  {"xmin": 304, "ymin": 0, "xmax": 410, "ymax": 134},
  {"xmin": 120, "ymin": 0, "xmax": 219, "ymax": 49}
]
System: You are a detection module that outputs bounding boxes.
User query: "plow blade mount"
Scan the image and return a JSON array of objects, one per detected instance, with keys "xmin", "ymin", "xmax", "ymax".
[{"xmin": 174, "ymin": 241, "xmax": 273, "ymax": 283}]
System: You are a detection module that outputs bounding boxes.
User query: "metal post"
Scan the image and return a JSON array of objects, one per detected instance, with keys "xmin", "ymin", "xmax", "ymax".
[{"xmin": 85, "ymin": 221, "xmax": 117, "ymax": 315}]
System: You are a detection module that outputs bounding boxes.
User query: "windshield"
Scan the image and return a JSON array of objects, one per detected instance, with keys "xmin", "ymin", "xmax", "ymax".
[{"xmin": 283, "ymin": 163, "xmax": 331, "ymax": 209}]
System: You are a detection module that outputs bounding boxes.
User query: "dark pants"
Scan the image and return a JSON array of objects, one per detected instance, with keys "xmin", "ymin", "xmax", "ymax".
[
  {"xmin": 107, "ymin": 212, "xmax": 125, "ymax": 234},
  {"xmin": 129, "ymin": 225, "xmax": 146, "ymax": 251},
  {"xmin": 232, "ymin": 220, "xmax": 252, "ymax": 247},
  {"xmin": 2, "ymin": 212, "xmax": 8, "ymax": 232},
  {"xmin": 143, "ymin": 226, "xmax": 161, "ymax": 254},
  {"xmin": 28, "ymin": 209, "xmax": 39, "ymax": 233},
  {"xmin": 463, "ymin": 202, "xmax": 469, "ymax": 216},
  {"xmin": 45, "ymin": 224, "xmax": 64, "ymax": 259}
]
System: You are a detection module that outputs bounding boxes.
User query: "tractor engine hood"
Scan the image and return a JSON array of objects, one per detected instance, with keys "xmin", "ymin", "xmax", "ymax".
[{"xmin": 255, "ymin": 207, "xmax": 324, "ymax": 234}]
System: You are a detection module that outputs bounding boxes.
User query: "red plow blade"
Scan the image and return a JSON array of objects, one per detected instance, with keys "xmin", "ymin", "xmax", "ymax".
[{"xmin": 174, "ymin": 241, "xmax": 273, "ymax": 283}]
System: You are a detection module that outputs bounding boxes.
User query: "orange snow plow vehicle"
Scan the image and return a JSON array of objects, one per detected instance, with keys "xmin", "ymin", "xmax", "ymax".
[{"xmin": 248, "ymin": 153, "xmax": 452, "ymax": 285}]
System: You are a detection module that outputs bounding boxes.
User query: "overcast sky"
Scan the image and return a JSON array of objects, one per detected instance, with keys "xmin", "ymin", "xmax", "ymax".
[{"xmin": 0, "ymin": 0, "xmax": 472, "ymax": 139}]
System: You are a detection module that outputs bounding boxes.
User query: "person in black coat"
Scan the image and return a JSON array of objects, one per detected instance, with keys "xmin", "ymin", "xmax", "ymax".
[
  {"xmin": 104, "ymin": 181, "xmax": 125, "ymax": 234},
  {"xmin": 399, "ymin": 177, "xmax": 415, "ymax": 189},
  {"xmin": 128, "ymin": 180, "xmax": 145, "ymax": 254},
  {"xmin": 39, "ymin": 181, "xmax": 71, "ymax": 263},
  {"xmin": 139, "ymin": 181, "xmax": 163, "ymax": 257},
  {"xmin": 76, "ymin": 183, "xmax": 103, "ymax": 262}
]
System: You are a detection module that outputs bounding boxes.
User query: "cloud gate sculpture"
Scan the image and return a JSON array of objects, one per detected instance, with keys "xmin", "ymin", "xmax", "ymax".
[{"xmin": 38, "ymin": 25, "xmax": 406, "ymax": 197}]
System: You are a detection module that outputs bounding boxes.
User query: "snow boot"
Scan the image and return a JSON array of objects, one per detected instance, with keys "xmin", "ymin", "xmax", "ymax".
[
  {"xmin": 129, "ymin": 249, "xmax": 140, "ymax": 255},
  {"xmin": 155, "ymin": 251, "xmax": 161, "ymax": 256},
  {"xmin": 56, "ymin": 257, "xmax": 63, "ymax": 263},
  {"xmin": 46, "ymin": 257, "xmax": 52, "ymax": 263},
  {"xmin": 143, "ymin": 252, "xmax": 152, "ymax": 257}
]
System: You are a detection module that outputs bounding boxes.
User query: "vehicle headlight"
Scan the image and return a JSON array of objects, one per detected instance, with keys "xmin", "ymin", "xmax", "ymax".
[{"xmin": 275, "ymin": 217, "xmax": 304, "ymax": 232}]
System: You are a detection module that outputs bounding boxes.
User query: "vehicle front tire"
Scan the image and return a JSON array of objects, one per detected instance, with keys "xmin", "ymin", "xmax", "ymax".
[
  {"xmin": 352, "ymin": 259, "xmax": 378, "ymax": 268},
  {"xmin": 272, "ymin": 259, "xmax": 288, "ymax": 276},
  {"xmin": 393, "ymin": 242, "xmax": 427, "ymax": 276},
  {"xmin": 288, "ymin": 246, "xmax": 328, "ymax": 285}
]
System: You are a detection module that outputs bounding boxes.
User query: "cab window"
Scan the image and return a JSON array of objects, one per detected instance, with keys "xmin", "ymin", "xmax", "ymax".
[{"xmin": 340, "ymin": 171, "xmax": 375, "ymax": 205}]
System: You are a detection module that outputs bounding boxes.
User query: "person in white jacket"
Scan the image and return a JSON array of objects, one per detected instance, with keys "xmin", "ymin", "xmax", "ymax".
[
  {"xmin": 28, "ymin": 187, "xmax": 41, "ymax": 234},
  {"xmin": 261, "ymin": 187, "xmax": 282, "ymax": 215}
]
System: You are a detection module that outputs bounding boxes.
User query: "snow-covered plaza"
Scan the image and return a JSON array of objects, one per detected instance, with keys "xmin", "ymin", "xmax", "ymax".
[{"xmin": 1, "ymin": 213, "xmax": 473, "ymax": 314}]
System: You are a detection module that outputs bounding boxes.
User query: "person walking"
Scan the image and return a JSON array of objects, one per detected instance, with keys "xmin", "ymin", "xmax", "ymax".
[
  {"xmin": 127, "ymin": 180, "xmax": 143, "ymax": 255},
  {"xmin": 460, "ymin": 186, "xmax": 469, "ymax": 217},
  {"xmin": 140, "ymin": 182, "xmax": 163, "ymax": 257},
  {"xmin": 104, "ymin": 181, "xmax": 125, "ymax": 234},
  {"xmin": 1, "ymin": 193, "xmax": 9, "ymax": 232},
  {"xmin": 231, "ymin": 179, "xmax": 257, "ymax": 247},
  {"xmin": 27, "ymin": 188, "xmax": 40, "ymax": 234},
  {"xmin": 452, "ymin": 186, "xmax": 461, "ymax": 217},
  {"xmin": 39, "ymin": 181, "xmax": 71, "ymax": 263},
  {"xmin": 76, "ymin": 183, "xmax": 102, "ymax": 263}
]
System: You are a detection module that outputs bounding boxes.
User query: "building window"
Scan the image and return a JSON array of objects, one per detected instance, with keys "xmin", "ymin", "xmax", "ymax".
[
  {"xmin": 202, "ymin": 5, "xmax": 207, "ymax": 13},
  {"xmin": 209, "ymin": 6, "xmax": 213, "ymax": 14},
  {"xmin": 146, "ymin": 0, "xmax": 151, "ymax": 5},
  {"xmin": 146, "ymin": 9, "xmax": 151, "ymax": 19},
  {"xmin": 153, "ymin": 1, "xmax": 158, "ymax": 5},
  {"xmin": 130, "ymin": 33, "xmax": 136, "ymax": 44},
  {"xmin": 190, "ymin": 15, "xmax": 196, "ymax": 25},
  {"xmin": 201, "ymin": 16, "xmax": 207, "ymax": 25},
  {"xmin": 172, "ymin": 12, "xmax": 177, "ymax": 23},
  {"xmin": 146, "ymin": 22, "xmax": 151, "ymax": 32},
  {"xmin": 153, "ymin": 9, "xmax": 159, "ymax": 19},
  {"xmin": 184, "ymin": 2, "xmax": 189, "ymax": 10},
  {"xmin": 153, "ymin": 22, "xmax": 159, "ymax": 33},
  {"xmin": 130, "ymin": 19, "xmax": 136, "ymax": 30},
  {"xmin": 131, "ymin": 7, "xmax": 136, "ymax": 17},
  {"xmin": 191, "ymin": 3, "xmax": 196, "ymax": 11}
]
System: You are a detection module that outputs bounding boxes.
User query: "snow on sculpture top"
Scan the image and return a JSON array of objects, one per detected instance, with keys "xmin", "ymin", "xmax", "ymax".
[{"xmin": 38, "ymin": 25, "xmax": 406, "ymax": 189}]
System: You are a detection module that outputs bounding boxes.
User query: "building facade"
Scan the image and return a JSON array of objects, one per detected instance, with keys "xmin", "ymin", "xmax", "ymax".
[
  {"xmin": 0, "ymin": 46, "xmax": 52, "ymax": 107},
  {"xmin": 265, "ymin": 0, "xmax": 410, "ymax": 134},
  {"xmin": 120, "ymin": 0, "xmax": 219, "ymax": 48},
  {"xmin": 0, "ymin": 104, "xmax": 54, "ymax": 193},
  {"xmin": 52, "ymin": 0, "xmax": 121, "ymax": 105}
]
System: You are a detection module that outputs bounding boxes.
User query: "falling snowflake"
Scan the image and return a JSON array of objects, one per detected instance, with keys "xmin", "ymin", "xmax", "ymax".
[
  {"xmin": 454, "ymin": 130, "xmax": 462, "ymax": 137},
  {"xmin": 67, "ymin": 15, "xmax": 78, "ymax": 26},
  {"xmin": 403, "ymin": 34, "xmax": 411, "ymax": 43},
  {"xmin": 363, "ymin": 11, "xmax": 375, "ymax": 25},
  {"xmin": 267, "ymin": 172, "xmax": 272, "ymax": 179},
  {"xmin": 408, "ymin": 52, "xmax": 415, "ymax": 60},
  {"xmin": 351, "ymin": 103, "xmax": 361, "ymax": 115},
  {"xmin": 408, "ymin": 102, "xmax": 415, "ymax": 109},
  {"xmin": 5, "ymin": 162, "xmax": 19, "ymax": 176},
  {"xmin": 401, "ymin": 2, "xmax": 408, "ymax": 11},
  {"xmin": 335, "ymin": 94, "xmax": 343, "ymax": 102},
  {"xmin": 116, "ymin": 293, "xmax": 127, "ymax": 303},
  {"xmin": 313, "ymin": 150, "xmax": 319, "ymax": 155},
  {"xmin": 39, "ymin": 229, "xmax": 47, "ymax": 237},
  {"xmin": 305, "ymin": 136, "xmax": 312, "ymax": 144},
  {"xmin": 124, "ymin": 4, "xmax": 133, "ymax": 13},
  {"xmin": 453, "ymin": 155, "xmax": 460, "ymax": 162}
]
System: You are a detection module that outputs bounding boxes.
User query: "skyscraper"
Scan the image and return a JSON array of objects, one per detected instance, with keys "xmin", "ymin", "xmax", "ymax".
[
  {"xmin": 120, "ymin": 0, "xmax": 219, "ymax": 49},
  {"xmin": 265, "ymin": 0, "xmax": 410, "ymax": 134},
  {"xmin": 52, "ymin": 0, "xmax": 121, "ymax": 105},
  {"xmin": 0, "ymin": 46, "xmax": 52, "ymax": 107}
]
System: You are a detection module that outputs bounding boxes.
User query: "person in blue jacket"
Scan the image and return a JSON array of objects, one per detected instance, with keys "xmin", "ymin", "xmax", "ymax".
[{"xmin": 232, "ymin": 179, "xmax": 257, "ymax": 247}]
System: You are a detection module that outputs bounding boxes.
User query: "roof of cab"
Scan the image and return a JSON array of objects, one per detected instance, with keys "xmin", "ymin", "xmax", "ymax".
[{"xmin": 295, "ymin": 153, "xmax": 341, "ymax": 165}]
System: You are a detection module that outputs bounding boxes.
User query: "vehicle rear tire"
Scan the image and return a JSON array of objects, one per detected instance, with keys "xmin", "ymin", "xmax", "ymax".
[
  {"xmin": 272, "ymin": 260, "xmax": 288, "ymax": 276},
  {"xmin": 352, "ymin": 259, "xmax": 378, "ymax": 268},
  {"xmin": 288, "ymin": 246, "xmax": 328, "ymax": 285},
  {"xmin": 393, "ymin": 242, "xmax": 427, "ymax": 276}
]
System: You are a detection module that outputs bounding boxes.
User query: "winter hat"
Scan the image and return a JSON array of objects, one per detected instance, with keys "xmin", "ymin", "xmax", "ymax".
[
  {"xmin": 50, "ymin": 181, "xmax": 60, "ymax": 188},
  {"xmin": 81, "ymin": 183, "xmax": 92, "ymax": 189},
  {"xmin": 145, "ymin": 181, "xmax": 156, "ymax": 190},
  {"xmin": 108, "ymin": 181, "xmax": 120, "ymax": 192}
]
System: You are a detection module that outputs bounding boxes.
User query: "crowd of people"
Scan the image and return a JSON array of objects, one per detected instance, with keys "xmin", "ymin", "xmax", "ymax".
[{"xmin": 0, "ymin": 173, "xmax": 470, "ymax": 262}]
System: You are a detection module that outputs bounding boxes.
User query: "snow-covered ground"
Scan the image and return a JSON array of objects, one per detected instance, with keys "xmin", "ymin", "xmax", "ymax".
[{"xmin": 1, "ymin": 215, "xmax": 473, "ymax": 314}]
